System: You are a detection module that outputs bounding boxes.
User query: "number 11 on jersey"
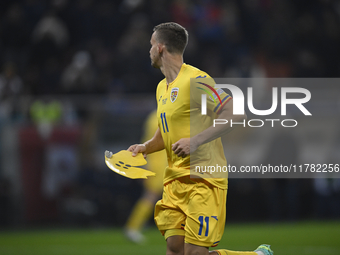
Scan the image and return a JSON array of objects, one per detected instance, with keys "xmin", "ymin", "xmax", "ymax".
[
  {"xmin": 198, "ymin": 216, "xmax": 209, "ymax": 236},
  {"xmin": 160, "ymin": 112, "xmax": 169, "ymax": 133}
]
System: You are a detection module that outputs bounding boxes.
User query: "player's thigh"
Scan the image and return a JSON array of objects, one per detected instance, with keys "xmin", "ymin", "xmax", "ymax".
[
  {"xmin": 185, "ymin": 182, "xmax": 227, "ymax": 247},
  {"xmin": 154, "ymin": 183, "xmax": 186, "ymax": 234},
  {"xmin": 167, "ymin": 235, "xmax": 185, "ymax": 255}
]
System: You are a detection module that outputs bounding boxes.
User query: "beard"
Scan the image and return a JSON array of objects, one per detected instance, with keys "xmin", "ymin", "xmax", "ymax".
[
  {"xmin": 150, "ymin": 54, "xmax": 161, "ymax": 69},
  {"xmin": 151, "ymin": 60, "xmax": 159, "ymax": 69}
]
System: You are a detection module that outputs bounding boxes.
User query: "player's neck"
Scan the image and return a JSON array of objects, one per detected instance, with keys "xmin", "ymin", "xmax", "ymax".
[{"xmin": 160, "ymin": 54, "xmax": 183, "ymax": 86}]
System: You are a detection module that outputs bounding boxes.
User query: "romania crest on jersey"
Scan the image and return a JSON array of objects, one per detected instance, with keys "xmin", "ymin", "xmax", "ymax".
[{"xmin": 170, "ymin": 87, "xmax": 179, "ymax": 103}]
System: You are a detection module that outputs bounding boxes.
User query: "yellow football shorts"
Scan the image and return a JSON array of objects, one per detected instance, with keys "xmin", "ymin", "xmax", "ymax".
[{"xmin": 154, "ymin": 176, "xmax": 227, "ymax": 247}]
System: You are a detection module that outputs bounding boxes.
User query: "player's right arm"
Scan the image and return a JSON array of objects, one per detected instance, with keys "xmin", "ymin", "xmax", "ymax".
[{"xmin": 128, "ymin": 127, "xmax": 164, "ymax": 157}]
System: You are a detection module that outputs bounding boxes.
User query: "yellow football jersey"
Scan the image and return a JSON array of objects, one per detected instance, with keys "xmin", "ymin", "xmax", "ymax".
[{"xmin": 156, "ymin": 63, "xmax": 232, "ymax": 190}]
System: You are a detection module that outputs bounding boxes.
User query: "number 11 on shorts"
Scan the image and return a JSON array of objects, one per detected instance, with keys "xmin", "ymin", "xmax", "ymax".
[{"xmin": 198, "ymin": 216, "xmax": 209, "ymax": 236}]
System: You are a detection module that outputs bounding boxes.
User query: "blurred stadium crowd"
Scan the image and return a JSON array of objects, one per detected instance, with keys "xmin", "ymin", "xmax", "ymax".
[
  {"xmin": 0, "ymin": 0, "xmax": 340, "ymax": 228},
  {"xmin": 1, "ymin": 0, "xmax": 340, "ymax": 97}
]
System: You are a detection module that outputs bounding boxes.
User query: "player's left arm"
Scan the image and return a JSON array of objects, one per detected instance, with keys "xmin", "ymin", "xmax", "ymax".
[{"xmin": 172, "ymin": 99, "xmax": 246, "ymax": 157}]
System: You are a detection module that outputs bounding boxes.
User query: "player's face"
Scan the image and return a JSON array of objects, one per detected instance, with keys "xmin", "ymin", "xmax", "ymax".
[{"xmin": 150, "ymin": 32, "xmax": 161, "ymax": 68}]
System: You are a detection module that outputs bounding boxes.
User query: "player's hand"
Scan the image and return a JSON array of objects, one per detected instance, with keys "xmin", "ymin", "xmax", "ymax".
[
  {"xmin": 172, "ymin": 138, "xmax": 198, "ymax": 158},
  {"xmin": 127, "ymin": 144, "xmax": 147, "ymax": 158}
]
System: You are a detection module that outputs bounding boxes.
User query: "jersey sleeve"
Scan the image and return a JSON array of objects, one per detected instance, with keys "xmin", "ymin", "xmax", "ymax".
[{"xmin": 191, "ymin": 75, "xmax": 232, "ymax": 115}]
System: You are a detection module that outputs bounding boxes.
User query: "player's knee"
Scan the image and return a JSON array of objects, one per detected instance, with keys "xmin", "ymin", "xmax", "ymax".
[
  {"xmin": 167, "ymin": 249, "xmax": 184, "ymax": 255},
  {"xmin": 167, "ymin": 245, "xmax": 184, "ymax": 255},
  {"xmin": 184, "ymin": 250, "xmax": 208, "ymax": 255},
  {"xmin": 184, "ymin": 243, "xmax": 210, "ymax": 255}
]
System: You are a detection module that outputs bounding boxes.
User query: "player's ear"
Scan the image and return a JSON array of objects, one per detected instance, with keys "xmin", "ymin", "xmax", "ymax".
[{"xmin": 157, "ymin": 43, "xmax": 164, "ymax": 53}]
